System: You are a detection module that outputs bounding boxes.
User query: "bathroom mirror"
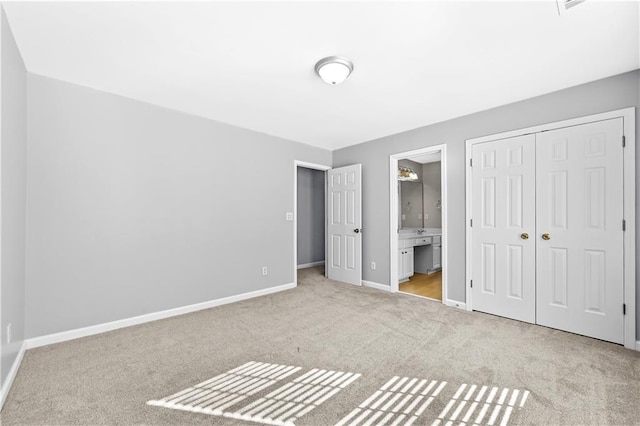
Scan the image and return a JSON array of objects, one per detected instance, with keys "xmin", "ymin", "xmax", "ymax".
[
  {"xmin": 398, "ymin": 160, "xmax": 442, "ymax": 230},
  {"xmin": 399, "ymin": 181, "xmax": 423, "ymax": 229}
]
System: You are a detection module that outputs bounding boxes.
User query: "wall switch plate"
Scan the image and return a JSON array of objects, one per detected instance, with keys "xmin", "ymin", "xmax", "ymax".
[
  {"xmin": 371, "ymin": 261, "xmax": 376, "ymax": 270},
  {"xmin": 418, "ymin": 214, "xmax": 422, "ymax": 219},
  {"xmin": 262, "ymin": 266, "xmax": 268, "ymax": 276},
  {"xmin": 424, "ymin": 213, "xmax": 429, "ymax": 220},
  {"xmin": 7, "ymin": 323, "xmax": 11, "ymax": 344},
  {"xmin": 401, "ymin": 214, "xmax": 406, "ymax": 220},
  {"xmin": 286, "ymin": 212, "xmax": 294, "ymax": 221}
]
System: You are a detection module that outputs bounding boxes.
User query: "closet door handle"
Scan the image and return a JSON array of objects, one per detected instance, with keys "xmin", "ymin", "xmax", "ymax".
[
  {"xmin": 520, "ymin": 233, "xmax": 529, "ymax": 240},
  {"xmin": 542, "ymin": 233, "xmax": 551, "ymax": 240}
]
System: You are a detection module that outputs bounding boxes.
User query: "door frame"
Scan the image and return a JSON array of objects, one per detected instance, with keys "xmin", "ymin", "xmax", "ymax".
[
  {"xmin": 465, "ymin": 107, "xmax": 636, "ymax": 350},
  {"xmin": 389, "ymin": 144, "xmax": 448, "ymax": 303},
  {"xmin": 293, "ymin": 160, "xmax": 332, "ymax": 287}
]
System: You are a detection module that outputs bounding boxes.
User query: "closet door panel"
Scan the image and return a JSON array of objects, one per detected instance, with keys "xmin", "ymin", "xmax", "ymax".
[
  {"xmin": 536, "ymin": 118, "xmax": 624, "ymax": 344},
  {"xmin": 471, "ymin": 134, "xmax": 536, "ymax": 323}
]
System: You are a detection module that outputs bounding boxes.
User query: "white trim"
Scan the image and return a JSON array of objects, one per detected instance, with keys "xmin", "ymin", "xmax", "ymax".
[
  {"xmin": 293, "ymin": 160, "xmax": 332, "ymax": 287},
  {"xmin": 465, "ymin": 129, "xmax": 475, "ymax": 313},
  {"xmin": 621, "ymin": 111, "xmax": 636, "ymax": 351},
  {"xmin": 0, "ymin": 341, "xmax": 26, "ymax": 411},
  {"xmin": 467, "ymin": 109, "xmax": 634, "ymax": 145},
  {"xmin": 297, "ymin": 261, "xmax": 325, "ymax": 269},
  {"xmin": 440, "ymin": 147, "xmax": 448, "ymax": 304},
  {"xmin": 389, "ymin": 145, "xmax": 448, "ymax": 305},
  {"xmin": 444, "ymin": 300, "xmax": 467, "ymax": 310},
  {"xmin": 465, "ymin": 107, "xmax": 636, "ymax": 349},
  {"xmin": 362, "ymin": 280, "xmax": 392, "ymax": 292},
  {"xmin": 389, "ymin": 157, "xmax": 399, "ymax": 291},
  {"xmin": 25, "ymin": 282, "xmax": 295, "ymax": 350}
]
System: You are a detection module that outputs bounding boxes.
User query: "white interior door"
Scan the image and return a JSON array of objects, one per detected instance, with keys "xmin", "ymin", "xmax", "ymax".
[
  {"xmin": 471, "ymin": 134, "xmax": 536, "ymax": 323},
  {"xmin": 536, "ymin": 118, "xmax": 624, "ymax": 343},
  {"xmin": 327, "ymin": 164, "xmax": 362, "ymax": 285}
]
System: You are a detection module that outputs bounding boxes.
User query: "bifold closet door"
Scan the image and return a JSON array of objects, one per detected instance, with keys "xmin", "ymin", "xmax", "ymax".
[
  {"xmin": 536, "ymin": 118, "xmax": 624, "ymax": 344},
  {"xmin": 471, "ymin": 134, "xmax": 536, "ymax": 323}
]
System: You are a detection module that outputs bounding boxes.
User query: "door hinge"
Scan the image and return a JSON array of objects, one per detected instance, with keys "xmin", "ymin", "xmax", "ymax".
[
  {"xmin": 470, "ymin": 219, "xmax": 473, "ymax": 227},
  {"xmin": 623, "ymin": 304, "xmax": 626, "ymax": 315},
  {"xmin": 623, "ymin": 219, "xmax": 626, "ymax": 231},
  {"xmin": 470, "ymin": 280, "xmax": 473, "ymax": 288},
  {"xmin": 470, "ymin": 158, "xmax": 473, "ymax": 167},
  {"xmin": 622, "ymin": 136, "xmax": 626, "ymax": 147}
]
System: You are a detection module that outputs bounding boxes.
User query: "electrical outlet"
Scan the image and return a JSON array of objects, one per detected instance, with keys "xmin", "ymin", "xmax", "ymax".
[
  {"xmin": 401, "ymin": 214, "xmax": 406, "ymax": 220},
  {"xmin": 418, "ymin": 214, "xmax": 422, "ymax": 219},
  {"xmin": 7, "ymin": 323, "xmax": 11, "ymax": 344},
  {"xmin": 370, "ymin": 261, "xmax": 376, "ymax": 270},
  {"xmin": 286, "ymin": 212, "xmax": 294, "ymax": 221},
  {"xmin": 262, "ymin": 266, "xmax": 268, "ymax": 276},
  {"xmin": 424, "ymin": 213, "xmax": 429, "ymax": 220}
]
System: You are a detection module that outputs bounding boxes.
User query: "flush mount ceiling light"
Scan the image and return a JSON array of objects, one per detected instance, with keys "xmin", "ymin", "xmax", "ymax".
[{"xmin": 314, "ymin": 56, "xmax": 354, "ymax": 85}]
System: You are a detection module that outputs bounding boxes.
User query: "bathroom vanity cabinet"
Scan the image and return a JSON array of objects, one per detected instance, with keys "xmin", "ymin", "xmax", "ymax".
[
  {"xmin": 398, "ymin": 247, "xmax": 414, "ymax": 281},
  {"xmin": 398, "ymin": 231, "xmax": 442, "ymax": 281}
]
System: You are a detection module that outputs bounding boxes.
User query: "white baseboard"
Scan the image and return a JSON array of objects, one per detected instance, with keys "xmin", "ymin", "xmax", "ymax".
[
  {"xmin": 297, "ymin": 261, "xmax": 325, "ymax": 269},
  {"xmin": 362, "ymin": 280, "xmax": 392, "ymax": 292},
  {"xmin": 25, "ymin": 282, "xmax": 296, "ymax": 350},
  {"xmin": 0, "ymin": 341, "xmax": 26, "ymax": 411},
  {"xmin": 445, "ymin": 299, "xmax": 467, "ymax": 310}
]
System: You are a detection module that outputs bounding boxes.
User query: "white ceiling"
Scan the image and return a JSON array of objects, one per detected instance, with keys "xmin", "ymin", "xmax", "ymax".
[{"xmin": 3, "ymin": 1, "xmax": 639, "ymax": 150}]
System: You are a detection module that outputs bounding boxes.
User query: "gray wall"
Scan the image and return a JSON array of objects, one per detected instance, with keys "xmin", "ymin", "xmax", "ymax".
[
  {"xmin": 422, "ymin": 162, "xmax": 442, "ymax": 228},
  {"xmin": 296, "ymin": 167, "xmax": 325, "ymax": 266},
  {"xmin": 333, "ymin": 70, "xmax": 640, "ymax": 337},
  {"xmin": 0, "ymin": 8, "xmax": 27, "ymax": 386},
  {"xmin": 25, "ymin": 74, "xmax": 331, "ymax": 338}
]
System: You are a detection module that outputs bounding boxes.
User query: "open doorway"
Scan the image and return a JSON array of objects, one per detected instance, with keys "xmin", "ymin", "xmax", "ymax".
[
  {"xmin": 293, "ymin": 161, "xmax": 331, "ymax": 286},
  {"xmin": 390, "ymin": 145, "xmax": 448, "ymax": 303}
]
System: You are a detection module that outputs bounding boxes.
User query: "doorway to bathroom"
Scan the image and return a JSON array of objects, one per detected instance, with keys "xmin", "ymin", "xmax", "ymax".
[{"xmin": 389, "ymin": 145, "xmax": 447, "ymax": 303}]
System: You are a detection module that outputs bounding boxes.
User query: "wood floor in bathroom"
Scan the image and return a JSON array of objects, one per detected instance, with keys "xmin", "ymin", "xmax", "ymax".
[{"xmin": 399, "ymin": 271, "xmax": 442, "ymax": 301}]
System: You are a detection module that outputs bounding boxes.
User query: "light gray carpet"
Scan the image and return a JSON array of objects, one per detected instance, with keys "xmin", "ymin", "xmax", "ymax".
[{"xmin": 1, "ymin": 266, "xmax": 639, "ymax": 425}]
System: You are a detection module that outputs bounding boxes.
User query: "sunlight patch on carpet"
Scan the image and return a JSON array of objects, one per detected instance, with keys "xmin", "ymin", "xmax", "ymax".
[
  {"xmin": 148, "ymin": 362, "xmax": 530, "ymax": 425},
  {"xmin": 431, "ymin": 383, "xmax": 529, "ymax": 426},
  {"xmin": 225, "ymin": 368, "xmax": 361, "ymax": 425},
  {"xmin": 146, "ymin": 361, "xmax": 302, "ymax": 416},
  {"xmin": 335, "ymin": 376, "xmax": 448, "ymax": 426},
  {"xmin": 147, "ymin": 361, "xmax": 361, "ymax": 425}
]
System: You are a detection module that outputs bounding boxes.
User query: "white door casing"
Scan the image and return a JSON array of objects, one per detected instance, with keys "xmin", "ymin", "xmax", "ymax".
[
  {"xmin": 471, "ymin": 134, "xmax": 537, "ymax": 324},
  {"xmin": 327, "ymin": 164, "xmax": 362, "ymax": 286},
  {"xmin": 389, "ymin": 144, "xmax": 449, "ymax": 303},
  {"xmin": 536, "ymin": 118, "xmax": 624, "ymax": 344}
]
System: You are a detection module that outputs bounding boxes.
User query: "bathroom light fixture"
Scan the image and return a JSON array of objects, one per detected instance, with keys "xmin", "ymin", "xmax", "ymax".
[
  {"xmin": 314, "ymin": 56, "xmax": 354, "ymax": 85},
  {"xmin": 398, "ymin": 166, "xmax": 418, "ymax": 181}
]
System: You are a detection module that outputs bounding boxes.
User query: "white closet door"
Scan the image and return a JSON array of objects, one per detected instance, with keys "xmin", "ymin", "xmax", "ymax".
[
  {"xmin": 536, "ymin": 118, "xmax": 624, "ymax": 343},
  {"xmin": 471, "ymin": 134, "xmax": 536, "ymax": 323}
]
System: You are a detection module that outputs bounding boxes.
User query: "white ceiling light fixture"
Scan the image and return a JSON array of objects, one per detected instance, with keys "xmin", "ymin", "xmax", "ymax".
[
  {"xmin": 314, "ymin": 56, "xmax": 354, "ymax": 85},
  {"xmin": 398, "ymin": 166, "xmax": 418, "ymax": 181}
]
